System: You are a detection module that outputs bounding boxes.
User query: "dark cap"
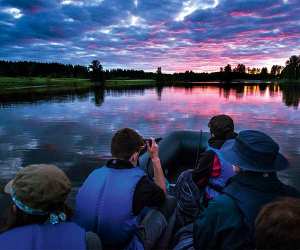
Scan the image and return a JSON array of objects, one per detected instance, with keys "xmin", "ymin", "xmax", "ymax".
[
  {"xmin": 208, "ymin": 114, "xmax": 235, "ymax": 139},
  {"xmin": 5, "ymin": 164, "xmax": 71, "ymax": 212}
]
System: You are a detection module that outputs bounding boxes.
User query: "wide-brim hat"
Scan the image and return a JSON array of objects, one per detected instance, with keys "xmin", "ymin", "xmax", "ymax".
[
  {"xmin": 219, "ymin": 130, "xmax": 289, "ymax": 172},
  {"xmin": 4, "ymin": 164, "xmax": 71, "ymax": 213}
]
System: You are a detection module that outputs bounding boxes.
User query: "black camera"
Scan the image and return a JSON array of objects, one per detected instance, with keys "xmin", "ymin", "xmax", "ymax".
[
  {"xmin": 143, "ymin": 138, "xmax": 153, "ymax": 148},
  {"xmin": 139, "ymin": 138, "xmax": 162, "ymax": 156}
]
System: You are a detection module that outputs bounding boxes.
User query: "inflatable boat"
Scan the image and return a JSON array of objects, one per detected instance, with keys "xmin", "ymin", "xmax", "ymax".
[{"xmin": 139, "ymin": 130, "xmax": 210, "ymax": 183}]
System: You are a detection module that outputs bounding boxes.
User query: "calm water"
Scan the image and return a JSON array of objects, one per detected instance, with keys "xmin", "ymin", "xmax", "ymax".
[{"xmin": 0, "ymin": 84, "xmax": 300, "ymax": 191}]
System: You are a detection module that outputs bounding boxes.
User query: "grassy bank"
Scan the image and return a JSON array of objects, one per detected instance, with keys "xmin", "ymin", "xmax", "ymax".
[
  {"xmin": 0, "ymin": 77, "xmax": 158, "ymax": 94},
  {"xmin": 0, "ymin": 77, "xmax": 92, "ymax": 95},
  {"xmin": 278, "ymin": 79, "xmax": 300, "ymax": 84},
  {"xmin": 105, "ymin": 79, "xmax": 156, "ymax": 88}
]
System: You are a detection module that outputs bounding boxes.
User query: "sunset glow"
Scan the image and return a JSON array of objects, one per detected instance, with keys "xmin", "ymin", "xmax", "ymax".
[{"xmin": 0, "ymin": 0, "xmax": 299, "ymax": 72}]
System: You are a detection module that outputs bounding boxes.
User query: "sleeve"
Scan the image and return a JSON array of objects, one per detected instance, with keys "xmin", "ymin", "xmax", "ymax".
[
  {"xmin": 192, "ymin": 150, "xmax": 214, "ymax": 188},
  {"xmin": 193, "ymin": 201, "xmax": 219, "ymax": 250},
  {"xmin": 85, "ymin": 232, "xmax": 103, "ymax": 250},
  {"xmin": 132, "ymin": 176, "xmax": 166, "ymax": 215},
  {"xmin": 193, "ymin": 196, "xmax": 246, "ymax": 250}
]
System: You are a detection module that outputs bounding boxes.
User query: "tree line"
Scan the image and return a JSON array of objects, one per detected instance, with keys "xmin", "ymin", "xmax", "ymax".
[
  {"xmin": 0, "ymin": 60, "xmax": 89, "ymax": 78},
  {"xmin": 0, "ymin": 60, "xmax": 155, "ymax": 82},
  {"xmin": 0, "ymin": 55, "xmax": 299, "ymax": 82},
  {"xmin": 158, "ymin": 55, "xmax": 300, "ymax": 83}
]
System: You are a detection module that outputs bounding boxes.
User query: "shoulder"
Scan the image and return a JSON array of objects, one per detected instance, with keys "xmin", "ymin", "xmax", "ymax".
[
  {"xmin": 204, "ymin": 194, "xmax": 237, "ymax": 211},
  {"xmin": 213, "ymin": 194, "xmax": 238, "ymax": 210},
  {"xmin": 212, "ymin": 195, "xmax": 242, "ymax": 221},
  {"xmin": 87, "ymin": 167, "xmax": 108, "ymax": 178},
  {"xmin": 195, "ymin": 194, "xmax": 242, "ymax": 228},
  {"xmin": 283, "ymin": 184, "xmax": 300, "ymax": 198}
]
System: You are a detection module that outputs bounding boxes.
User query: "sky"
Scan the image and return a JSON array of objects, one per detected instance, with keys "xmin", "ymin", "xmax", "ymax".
[{"xmin": 0, "ymin": 0, "xmax": 300, "ymax": 72}]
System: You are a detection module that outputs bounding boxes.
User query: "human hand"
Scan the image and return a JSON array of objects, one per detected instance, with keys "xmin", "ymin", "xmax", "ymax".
[{"xmin": 146, "ymin": 138, "xmax": 159, "ymax": 160}]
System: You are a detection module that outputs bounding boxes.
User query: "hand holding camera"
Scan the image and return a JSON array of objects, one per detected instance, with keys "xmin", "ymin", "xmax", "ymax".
[{"xmin": 145, "ymin": 138, "xmax": 159, "ymax": 160}]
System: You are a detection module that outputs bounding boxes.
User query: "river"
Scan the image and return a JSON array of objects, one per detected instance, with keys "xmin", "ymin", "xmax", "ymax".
[{"xmin": 0, "ymin": 84, "xmax": 299, "ymax": 193}]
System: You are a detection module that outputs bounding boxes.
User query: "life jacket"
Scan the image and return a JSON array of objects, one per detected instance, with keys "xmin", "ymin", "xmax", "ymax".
[
  {"xmin": 223, "ymin": 174, "xmax": 300, "ymax": 241},
  {"xmin": 206, "ymin": 139, "xmax": 235, "ymax": 198},
  {"xmin": 0, "ymin": 222, "xmax": 86, "ymax": 250},
  {"xmin": 75, "ymin": 166, "xmax": 145, "ymax": 248}
]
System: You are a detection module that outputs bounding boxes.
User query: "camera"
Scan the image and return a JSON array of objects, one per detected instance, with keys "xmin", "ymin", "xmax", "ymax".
[
  {"xmin": 144, "ymin": 138, "xmax": 153, "ymax": 148},
  {"xmin": 139, "ymin": 138, "xmax": 162, "ymax": 156}
]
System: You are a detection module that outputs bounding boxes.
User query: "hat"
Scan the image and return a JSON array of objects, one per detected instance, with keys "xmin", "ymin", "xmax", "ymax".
[
  {"xmin": 4, "ymin": 164, "xmax": 71, "ymax": 214},
  {"xmin": 220, "ymin": 130, "xmax": 289, "ymax": 172},
  {"xmin": 208, "ymin": 114, "xmax": 235, "ymax": 139}
]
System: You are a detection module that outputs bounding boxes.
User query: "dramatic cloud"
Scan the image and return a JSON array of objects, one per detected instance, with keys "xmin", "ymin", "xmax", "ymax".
[{"xmin": 0, "ymin": 0, "xmax": 299, "ymax": 72}]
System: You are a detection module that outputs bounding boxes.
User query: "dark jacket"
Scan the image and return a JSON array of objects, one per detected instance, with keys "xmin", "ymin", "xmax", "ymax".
[{"xmin": 193, "ymin": 172, "xmax": 300, "ymax": 250}]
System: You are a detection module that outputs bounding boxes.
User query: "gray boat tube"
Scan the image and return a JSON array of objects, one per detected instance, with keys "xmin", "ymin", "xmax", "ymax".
[{"xmin": 139, "ymin": 130, "xmax": 210, "ymax": 182}]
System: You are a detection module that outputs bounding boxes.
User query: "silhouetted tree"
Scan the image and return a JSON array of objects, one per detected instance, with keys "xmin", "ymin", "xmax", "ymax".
[
  {"xmin": 157, "ymin": 67, "xmax": 162, "ymax": 74},
  {"xmin": 224, "ymin": 64, "xmax": 232, "ymax": 73},
  {"xmin": 156, "ymin": 67, "xmax": 164, "ymax": 84},
  {"xmin": 271, "ymin": 65, "xmax": 283, "ymax": 76},
  {"xmin": 260, "ymin": 67, "xmax": 268, "ymax": 78},
  {"xmin": 223, "ymin": 64, "xmax": 232, "ymax": 82},
  {"xmin": 233, "ymin": 64, "xmax": 246, "ymax": 74},
  {"xmin": 281, "ymin": 55, "xmax": 300, "ymax": 80},
  {"xmin": 89, "ymin": 60, "xmax": 104, "ymax": 83}
]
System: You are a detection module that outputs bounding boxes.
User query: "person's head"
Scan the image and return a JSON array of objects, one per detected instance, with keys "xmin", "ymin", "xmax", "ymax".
[
  {"xmin": 111, "ymin": 128, "xmax": 145, "ymax": 165},
  {"xmin": 1, "ymin": 164, "xmax": 72, "ymax": 232},
  {"xmin": 255, "ymin": 197, "xmax": 300, "ymax": 250},
  {"xmin": 219, "ymin": 130, "xmax": 289, "ymax": 174},
  {"xmin": 208, "ymin": 114, "xmax": 235, "ymax": 139}
]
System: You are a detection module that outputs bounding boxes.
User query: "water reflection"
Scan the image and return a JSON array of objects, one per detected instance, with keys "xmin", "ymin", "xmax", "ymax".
[
  {"xmin": 280, "ymin": 84, "xmax": 300, "ymax": 109},
  {"xmin": 1, "ymin": 84, "xmax": 299, "ymax": 109},
  {"xmin": 105, "ymin": 88, "xmax": 146, "ymax": 97},
  {"xmin": 93, "ymin": 88, "xmax": 105, "ymax": 106},
  {"xmin": 216, "ymin": 85, "xmax": 282, "ymax": 101},
  {"xmin": 0, "ymin": 89, "xmax": 91, "ymax": 108},
  {"xmin": 155, "ymin": 86, "xmax": 163, "ymax": 101},
  {"xmin": 0, "ymin": 84, "xmax": 299, "ymax": 193}
]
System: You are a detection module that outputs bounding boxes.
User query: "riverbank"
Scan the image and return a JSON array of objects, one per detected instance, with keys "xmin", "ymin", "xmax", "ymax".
[
  {"xmin": 279, "ymin": 79, "xmax": 300, "ymax": 84},
  {"xmin": 1, "ymin": 76, "xmax": 299, "ymax": 96},
  {"xmin": 0, "ymin": 77, "xmax": 158, "ymax": 94},
  {"xmin": 105, "ymin": 79, "xmax": 156, "ymax": 88},
  {"xmin": 0, "ymin": 77, "xmax": 92, "ymax": 95}
]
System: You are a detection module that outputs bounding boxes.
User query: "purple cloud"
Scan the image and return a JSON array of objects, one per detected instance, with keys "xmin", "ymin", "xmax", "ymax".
[{"xmin": 0, "ymin": 0, "xmax": 299, "ymax": 72}]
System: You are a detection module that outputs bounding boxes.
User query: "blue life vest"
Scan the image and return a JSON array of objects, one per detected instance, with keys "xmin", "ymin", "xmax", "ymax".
[
  {"xmin": 223, "ymin": 174, "xmax": 300, "ymax": 238},
  {"xmin": 75, "ymin": 166, "xmax": 145, "ymax": 247},
  {"xmin": 206, "ymin": 139, "xmax": 235, "ymax": 198},
  {"xmin": 0, "ymin": 222, "xmax": 86, "ymax": 250}
]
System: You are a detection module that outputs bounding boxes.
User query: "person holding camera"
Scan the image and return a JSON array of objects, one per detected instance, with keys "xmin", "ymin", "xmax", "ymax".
[{"xmin": 74, "ymin": 128, "xmax": 174, "ymax": 250}]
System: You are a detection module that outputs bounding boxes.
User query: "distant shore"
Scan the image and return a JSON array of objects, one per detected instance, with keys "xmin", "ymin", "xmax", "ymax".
[
  {"xmin": 0, "ymin": 77, "xmax": 92, "ymax": 95},
  {"xmin": 0, "ymin": 76, "xmax": 299, "ymax": 96},
  {"xmin": 278, "ymin": 79, "xmax": 300, "ymax": 84},
  {"xmin": 105, "ymin": 79, "xmax": 156, "ymax": 88},
  {"xmin": 0, "ymin": 77, "xmax": 159, "ymax": 97}
]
